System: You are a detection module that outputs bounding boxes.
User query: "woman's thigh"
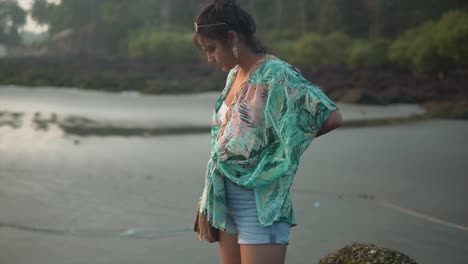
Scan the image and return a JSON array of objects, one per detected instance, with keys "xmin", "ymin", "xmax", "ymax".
[
  {"xmin": 240, "ymin": 244, "xmax": 287, "ymax": 264},
  {"xmin": 219, "ymin": 230, "xmax": 241, "ymax": 264}
]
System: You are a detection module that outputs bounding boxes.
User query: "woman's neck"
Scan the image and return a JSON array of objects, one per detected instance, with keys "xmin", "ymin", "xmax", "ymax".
[{"xmin": 237, "ymin": 48, "xmax": 266, "ymax": 77}]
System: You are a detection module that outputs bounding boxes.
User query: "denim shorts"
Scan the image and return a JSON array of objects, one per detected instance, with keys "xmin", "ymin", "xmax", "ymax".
[{"xmin": 223, "ymin": 178, "xmax": 290, "ymax": 245}]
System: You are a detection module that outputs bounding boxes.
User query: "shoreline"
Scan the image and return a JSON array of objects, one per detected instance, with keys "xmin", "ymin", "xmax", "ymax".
[
  {"xmin": 1, "ymin": 56, "xmax": 466, "ymax": 105},
  {"xmin": 2, "ymin": 54, "xmax": 467, "ymax": 122},
  {"xmin": 2, "ymin": 109, "xmax": 429, "ymax": 137},
  {"xmin": 0, "ymin": 112, "xmax": 431, "ymax": 137},
  {"xmin": 0, "ymin": 85, "xmax": 429, "ymax": 137}
]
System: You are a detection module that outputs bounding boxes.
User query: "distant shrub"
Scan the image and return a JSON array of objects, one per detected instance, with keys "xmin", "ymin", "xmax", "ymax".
[
  {"xmin": 389, "ymin": 10, "xmax": 468, "ymax": 72},
  {"xmin": 348, "ymin": 39, "xmax": 390, "ymax": 69},
  {"xmin": 435, "ymin": 10, "xmax": 468, "ymax": 65},
  {"xmin": 325, "ymin": 32, "xmax": 353, "ymax": 65},
  {"xmin": 270, "ymin": 40, "xmax": 295, "ymax": 61},
  {"xmin": 127, "ymin": 27, "xmax": 200, "ymax": 63},
  {"xmin": 290, "ymin": 33, "xmax": 324, "ymax": 67},
  {"xmin": 290, "ymin": 31, "xmax": 351, "ymax": 68},
  {"xmin": 387, "ymin": 30, "xmax": 412, "ymax": 68},
  {"xmin": 389, "ymin": 21, "xmax": 439, "ymax": 72}
]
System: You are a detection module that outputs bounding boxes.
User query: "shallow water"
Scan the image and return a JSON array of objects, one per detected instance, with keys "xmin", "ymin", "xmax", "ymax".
[{"xmin": 0, "ymin": 85, "xmax": 425, "ymax": 136}]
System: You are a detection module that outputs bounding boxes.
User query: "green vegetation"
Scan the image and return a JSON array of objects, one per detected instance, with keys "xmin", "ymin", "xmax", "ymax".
[
  {"xmin": 435, "ymin": 11, "xmax": 468, "ymax": 66},
  {"xmin": 389, "ymin": 11, "xmax": 468, "ymax": 73},
  {"xmin": 285, "ymin": 9, "xmax": 468, "ymax": 73},
  {"xmin": 127, "ymin": 28, "xmax": 200, "ymax": 63},
  {"xmin": 7, "ymin": 0, "xmax": 462, "ymax": 71},
  {"xmin": 288, "ymin": 32, "xmax": 351, "ymax": 68},
  {"xmin": 348, "ymin": 39, "xmax": 390, "ymax": 70}
]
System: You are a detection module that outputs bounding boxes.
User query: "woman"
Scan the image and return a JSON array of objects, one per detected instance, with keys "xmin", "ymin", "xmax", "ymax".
[{"xmin": 193, "ymin": 1, "xmax": 342, "ymax": 263}]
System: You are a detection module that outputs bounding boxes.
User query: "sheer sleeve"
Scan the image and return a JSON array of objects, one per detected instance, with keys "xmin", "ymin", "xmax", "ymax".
[{"xmin": 263, "ymin": 63, "xmax": 338, "ymax": 166}]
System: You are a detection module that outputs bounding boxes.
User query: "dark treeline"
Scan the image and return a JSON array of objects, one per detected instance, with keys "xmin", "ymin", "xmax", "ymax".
[
  {"xmin": 26, "ymin": 0, "xmax": 467, "ymax": 41},
  {"xmin": 1, "ymin": 0, "xmax": 466, "ymax": 71}
]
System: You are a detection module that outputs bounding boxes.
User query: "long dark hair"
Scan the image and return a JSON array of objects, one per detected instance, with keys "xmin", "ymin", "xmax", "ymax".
[{"xmin": 193, "ymin": 0, "xmax": 266, "ymax": 54}]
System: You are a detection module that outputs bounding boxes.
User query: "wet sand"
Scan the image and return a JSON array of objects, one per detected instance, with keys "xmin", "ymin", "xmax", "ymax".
[
  {"xmin": 1, "ymin": 119, "xmax": 468, "ymax": 263},
  {"xmin": 1, "ymin": 86, "xmax": 466, "ymax": 263}
]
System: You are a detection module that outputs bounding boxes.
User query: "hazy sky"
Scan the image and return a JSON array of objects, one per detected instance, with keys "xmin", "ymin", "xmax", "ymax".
[{"xmin": 17, "ymin": 0, "xmax": 61, "ymax": 33}]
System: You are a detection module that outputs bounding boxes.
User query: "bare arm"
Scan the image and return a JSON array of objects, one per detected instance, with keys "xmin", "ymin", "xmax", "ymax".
[{"xmin": 316, "ymin": 110, "xmax": 342, "ymax": 137}]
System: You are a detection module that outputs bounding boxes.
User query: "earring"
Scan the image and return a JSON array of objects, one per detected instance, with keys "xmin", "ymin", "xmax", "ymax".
[{"xmin": 232, "ymin": 44, "xmax": 239, "ymax": 58}]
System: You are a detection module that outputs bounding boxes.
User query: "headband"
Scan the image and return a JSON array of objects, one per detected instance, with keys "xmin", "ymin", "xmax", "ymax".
[{"xmin": 194, "ymin": 22, "xmax": 228, "ymax": 33}]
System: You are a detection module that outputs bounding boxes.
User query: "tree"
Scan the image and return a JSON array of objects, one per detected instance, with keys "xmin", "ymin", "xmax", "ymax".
[
  {"xmin": 159, "ymin": 0, "xmax": 171, "ymax": 28},
  {"xmin": 274, "ymin": 0, "xmax": 283, "ymax": 31},
  {"xmin": 0, "ymin": 1, "xmax": 26, "ymax": 46},
  {"xmin": 365, "ymin": 0, "xmax": 383, "ymax": 39},
  {"xmin": 31, "ymin": 0, "xmax": 161, "ymax": 56},
  {"xmin": 299, "ymin": 0, "xmax": 308, "ymax": 34},
  {"xmin": 317, "ymin": 0, "xmax": 341, "ymax": 34},
  {"xmin": 26, "ymin": 0, "xmax": 468, "ymax": 58},
  {"xmin": 248, "ymin": 0, "xmax": 257, "ymax": 20}
]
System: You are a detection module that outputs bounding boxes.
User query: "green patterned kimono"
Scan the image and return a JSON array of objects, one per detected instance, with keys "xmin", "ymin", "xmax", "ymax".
[{"xmin": 200, "ymin": 55, "xmax": 338, "ymax": 229}]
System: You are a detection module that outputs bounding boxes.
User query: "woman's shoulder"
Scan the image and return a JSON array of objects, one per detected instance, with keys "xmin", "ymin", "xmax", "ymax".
[
  {"xmin": 257, "ymin": 55, "xmax": 305, "ymax": 82},
  {"xmin": 263, "ymin": 55, "xmax": 287, "ymax": 72}
]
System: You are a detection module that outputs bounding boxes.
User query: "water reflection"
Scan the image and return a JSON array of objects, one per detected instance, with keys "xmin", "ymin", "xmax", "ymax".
[
  {"xmin": 0, "ymin": 110, "xmax": 70, "ymax": 148},
  {"xmin": 0, "ymin": 85, "xmax": 216, "ymax": 138},
  {"xmin": 0, "ymin": 109, "xmax": 210, "ymax": 138},
  {"xmin": 0, "ymin": 110, "xmax": 24, "ymax": 128}
]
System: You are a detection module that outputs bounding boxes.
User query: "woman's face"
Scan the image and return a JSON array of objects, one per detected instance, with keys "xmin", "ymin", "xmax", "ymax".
[{"xmin": 197, "ymin": 35, "xmax": 237, "ymax": 72}]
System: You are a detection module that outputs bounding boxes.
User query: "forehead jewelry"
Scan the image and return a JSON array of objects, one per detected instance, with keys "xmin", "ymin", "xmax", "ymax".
[{"xmin": 194, "ymin": 22, "xmax": 228, "ymax": 33}]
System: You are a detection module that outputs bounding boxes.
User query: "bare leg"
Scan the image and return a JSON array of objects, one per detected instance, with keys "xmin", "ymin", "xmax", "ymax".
[
  {"xmin": 219, "ymin": 231, "xmax": 241, "ymax": 264},
  {"xmin": 240, "ymin": 244, "xmax": 287, "ymax": 264}
]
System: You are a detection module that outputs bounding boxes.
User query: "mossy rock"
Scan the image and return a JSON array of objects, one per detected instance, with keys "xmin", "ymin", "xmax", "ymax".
[
  {"xmin": 318, "ymin": 243, "xmax": 418, "ymax": 264},
  {"xmin": 424, "ymin": 100, "xmax": 468, "ymax": 119}
]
